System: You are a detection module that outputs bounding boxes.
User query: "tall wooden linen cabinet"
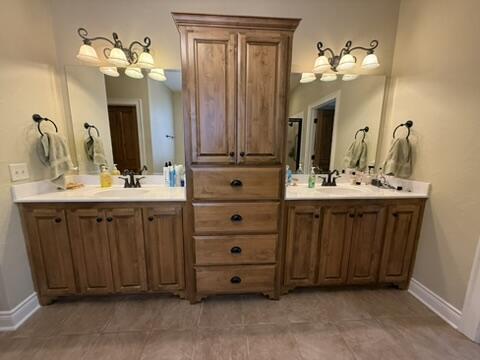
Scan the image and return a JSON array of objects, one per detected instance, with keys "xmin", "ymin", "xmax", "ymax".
[{"xmin": 173, "ymin": 13, "xmax": 300, "ymax": 302}]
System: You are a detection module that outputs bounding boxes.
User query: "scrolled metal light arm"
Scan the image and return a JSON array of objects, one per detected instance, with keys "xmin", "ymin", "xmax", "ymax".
[{"xmin": 316, "ymin": 39, "xmax": 379, "ymax": 72}]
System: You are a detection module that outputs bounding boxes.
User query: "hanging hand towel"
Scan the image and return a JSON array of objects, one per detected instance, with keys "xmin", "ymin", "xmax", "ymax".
[
  {"xmin": 383, "ymin": 138, "xmax": 412, "ymax": 178},
  {"xmin": 344, "ymin": 139, "xmax": 367, "ymax": 171},
  {"xmin": 39, "ymin": 131, "xmax": 74, "ymax": 188},
  {"xmin": 84, "ymin": 133, "xmax": 107, "ymax": 166}
]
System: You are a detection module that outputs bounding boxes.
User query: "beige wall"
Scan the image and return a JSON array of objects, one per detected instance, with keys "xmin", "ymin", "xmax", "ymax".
[
  {"xmin": 289, "ymin": 76, "xmax": 386, "ymax": 171},
  {"xmin": 381, "ymin": 0, "xmax": 480, "ymax": 309},
  {"xmin": 0, "ymin": 0, "xmax": 66, "ymax": 310},
  {"xmin": 65, "ymin": 66, "xmax": 114, "ymax": 173},
  {"xmin": 49, "ymin": 0, "xmax": 400, "ymax": 74}
]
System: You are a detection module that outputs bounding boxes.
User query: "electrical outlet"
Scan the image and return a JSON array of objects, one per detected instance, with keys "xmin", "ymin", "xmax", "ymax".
[{"xmin": 9, "ymin": 163, "xmax": 30, "ymax": 182}]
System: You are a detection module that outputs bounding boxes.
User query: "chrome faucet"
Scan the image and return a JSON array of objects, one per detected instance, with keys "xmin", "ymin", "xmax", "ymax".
[{"xmin": 320, "ymin": 169, "xmax": 341, "ymax": 187}]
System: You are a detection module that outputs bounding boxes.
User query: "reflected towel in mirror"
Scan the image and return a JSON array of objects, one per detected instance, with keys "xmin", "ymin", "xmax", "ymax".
[
  {"xmin": 84, "ymin": 133, "xmax": 107, "ymax": 166},
  {"xmin": 344, "ymin": 139, "xmax": 367, "ymax": 171}
]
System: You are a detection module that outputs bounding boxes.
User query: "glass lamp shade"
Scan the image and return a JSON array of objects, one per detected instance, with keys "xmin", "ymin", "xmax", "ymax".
[
  {"xmin": 137, "ymin": 51, "xmax": 155, "ymax": 69},
  {"xmin": 148, "ymin": 68, "xmax": 166, "ymax": 81},
  {"xmin": 320, "ymin": 72, "xmax": 337, "ymax": 82},
  {"xmin": 76, "ymin": 44, "xmax": 100, "ymax": 64},
  {"xmin": 299, "ymin": 72, "xmax": 316, "ymax": 83},
  {"xmin": 337, "ymin": 54, "xmax": 356, "ymax": 71},
  {"xmin": 313, "ymin": 55, "xmax": 331, "ymax": 73},
  {"xmin": 99, "ymin": 66, "xmax": 119, "ymax": 77},
  {"xmin": 361, "ymin": 53, "xmax": 380, "ymax": 69},
  {"xmin": 108, "ymin": 47, "xmax": 129, "ymax": 67},
  {"xmin": 125, "ymin": 66, "xmax": 144, "ymax": 79},
  {"xmin": 342, "ymin": 74, "xmax": 359, "ymax": 81}
]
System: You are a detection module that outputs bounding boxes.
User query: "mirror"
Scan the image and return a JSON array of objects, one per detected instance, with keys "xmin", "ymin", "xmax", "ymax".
[
  {"xmin": 288, "ymin": 73, "xmax": 386, "ymax": 174},
  {"xmin": 65, "ymin": 65, "xmax": 184, "ymax": 174}
]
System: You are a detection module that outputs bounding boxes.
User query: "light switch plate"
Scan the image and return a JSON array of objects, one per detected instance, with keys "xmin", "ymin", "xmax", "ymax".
[{"xmin": 9, "ymin": 163, "xmax": 30, "ymax": 182}]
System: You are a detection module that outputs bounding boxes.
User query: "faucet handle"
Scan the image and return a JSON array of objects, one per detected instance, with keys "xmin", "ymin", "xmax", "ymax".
[
  {"xmin": 118, "ymin": 177, "xmax": 129, "ymax": 188},
  {"xmin": 135, "ymin": 176, "xmax": 146, "ymax": 188}
]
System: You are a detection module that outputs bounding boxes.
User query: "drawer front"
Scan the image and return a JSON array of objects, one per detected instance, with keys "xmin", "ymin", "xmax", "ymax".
[
  {"xmin": 195, "ymin": 234, "xmax": 277, "ymax": 265},
  {"xmin": 192, "ymin": 167, "xmax": 281, "ymax": 200},
  {"xmin": 193, "ymin": 202, "xmax": 279, "ymax": 234},
  {"xmin": 196, "ymin": 265, "xmax": 275, "ymax": 293}
]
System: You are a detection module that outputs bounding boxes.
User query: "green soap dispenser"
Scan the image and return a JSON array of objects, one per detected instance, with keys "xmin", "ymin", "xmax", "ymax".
[{"xmin": 308, "ymin": 167, "xmax": 317, "ymax": 188}]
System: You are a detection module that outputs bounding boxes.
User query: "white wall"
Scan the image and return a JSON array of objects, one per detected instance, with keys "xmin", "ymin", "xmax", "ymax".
[
  {"xmin": 0, "ymin": 0, "xmax": 66, "ymax": 310},
  {"xmin": 381, "ymin": 0, "xmax": 480, "ymax": 309},
  {"xmin": 65, "ymin": 66, "xmax": 113, "ymax": 174}
]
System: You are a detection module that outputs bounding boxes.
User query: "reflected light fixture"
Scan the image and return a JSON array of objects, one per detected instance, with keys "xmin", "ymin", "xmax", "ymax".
[
  {"xmin": 320, "ymin": 73, "xmax": 337, "ymax": 82},
  {"xmin": 125, "ymin": 66, "xmax": 144, "ymax": 79},
  {"xmin": 299, "ymin": 72, "xmax": 316, "ymax": 83},
  {"xmin": 148, "ymin": 68, "xmax": 167, "ymax": 81},
  {"xmin": 342, "ymin": 74, "xmax": 359, "ymax": 81},
  {"xmin": 99, "ymin": 66, "xmax": 119, "ymax": 77}
]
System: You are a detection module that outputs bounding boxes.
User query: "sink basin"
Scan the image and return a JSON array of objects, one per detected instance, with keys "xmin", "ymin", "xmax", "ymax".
[
  {"xmin": 95, "ymin": 189, "xmax": 151, "ymax": 197},
  {"xmin": 315, "ymin": 186, "xmax": 366, "ymax": 195}
]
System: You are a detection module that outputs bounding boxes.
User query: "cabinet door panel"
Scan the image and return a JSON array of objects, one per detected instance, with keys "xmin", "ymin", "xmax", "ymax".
[
  {"xmin": 348, "ymin": 205, "xmax": 387, "ymax": 284},
  {"xmin": 106, "ymin": 208, "xmax": 147, "ymax": 293},
  {"xmin": 23, "ymin": 207, "xmax": 76, "ymax": 296},
  {"xmin": 379, "ymin": 204, "xmax": 421, "ymax": 283},
  {"xmin": 68, "ymin": 208, "xmax": 114, "ymax": 294},
  {"xmin": 318, "ymin": 206, "xmax": 355, "ymax": 285},
  {"xmin": 144, "ymin": 206, "xmax": 185, "ymax": 291},
  {"xmin": 238, "ymin": 32, "xmax": 289, "ymax": 164},
  {"xmin": 284, "ymin": 206, "xmax": 320, "ymax": 286},
  {"xmin": 187, "ymin": 29, "xmax": 236, "ymax": 163}
]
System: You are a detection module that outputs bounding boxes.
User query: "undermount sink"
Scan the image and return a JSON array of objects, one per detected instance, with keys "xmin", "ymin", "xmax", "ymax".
[
  {"xmin": 315, "ymin": 186, "xmax": 366, "ymax": 194},
  {"xmin": 95, "ymin": 189, "xmax": 151, "ymax": 197}
]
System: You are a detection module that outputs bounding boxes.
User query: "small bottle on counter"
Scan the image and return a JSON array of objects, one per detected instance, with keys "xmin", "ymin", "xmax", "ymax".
[
  {"xmin": 308, "ymin": 167, "xmax": 317, "ymax": 188},
  {"xmin": 350, "ymin": 171, "xmax": 356, "ymax": 185},
  {"xmin": 111, "ymin": 164, "xmax": 121, "ymax": 176},
  {"xmin": 99, "ymin": 165, "xmax": 112, "ymax": 188},
  {"xmin": 163, "ymin": 162, "xmax": 169, "ymax": 186}
]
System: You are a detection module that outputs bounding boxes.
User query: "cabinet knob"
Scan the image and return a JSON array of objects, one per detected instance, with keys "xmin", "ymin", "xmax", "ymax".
[
  {"xmin": 230, "ymin": 246, "xmax": 242, "ymax": 254},
  {"xmin": 230, "ymin": 276, "xmax": 242, "ymax": 284},
  {"xmin": 96, "ymin": 217, "xmax": 103, "ymax": 223},
  {"xmin": 230, "ymin": 214, "xmax": 243, "ymax": 222},
  {"xmin": 349, "ymin": 213, "xmax": 355, "ymax": 218},
  {"xmin": 229, "ymin": 151, "xmax": 235, "ymax": 157},
  {"xmin": 54, "ymin": 217, "xmax": 62, "ymax": 223},
  {"xmin": 230, "ymin": 179, "xmax": 243, "ymax": 187},
  {"xmin": 393, "ymin": 213, "xmax": 399, "ymax": 218},
  {"xmin": 239, "ymin": 151, "xmax": 245, "ymax": 157},
  {"xmin": 106, "ymin": 217, "xmax": 113, "ymax": 222},
  {"xmin": 358, "ymin": 213, "xmax": 364, "ymax": 218},
  {"xmin": 314, "ymin": 214, "xmax": 320, "ymax": 219},
  {"xmin": 148, "ymin": 216, "xmax": 154, "ymax": 222}
]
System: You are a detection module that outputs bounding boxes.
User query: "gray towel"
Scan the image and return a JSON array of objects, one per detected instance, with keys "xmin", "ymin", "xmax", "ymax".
[
  {"xmin": 344, "ymin": 139, "xmax": 367, "ymax": 171},
  {"xmin": 84, "ymin": 134, "xmax": 107, "ymax": 166},
  {"xmin": 39, "ymin": 132, "xmax": 74, "ymax": 187},
  {"xmin": 383, "ymin": 138, "xmax": 412, "ymax": 178}
]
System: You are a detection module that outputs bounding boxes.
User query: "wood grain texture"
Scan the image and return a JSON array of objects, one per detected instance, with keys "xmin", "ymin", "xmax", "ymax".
[
  {"xmin": 192, "ymin": 167, "xmax": 281, "ymax": 200},
  {"xmin": 193, "ymin": 202, "xmax": 279, "ymax": 234},
  {"xmin": 194, "ymin": 234, "xmax": 277, "ymax": 265}
]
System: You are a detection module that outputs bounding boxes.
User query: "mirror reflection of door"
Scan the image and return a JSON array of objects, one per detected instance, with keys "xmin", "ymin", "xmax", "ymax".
[
  {"xmin": 287, "ymin": 118, "xmax": 302, "ymax": 171},
  {"xmin": 107, "ymin": 105, "xmax": 141, "ymax": 173},
  {"xmin": 313, "ymin": 100, "xmax": 335, "ymax": 172}
]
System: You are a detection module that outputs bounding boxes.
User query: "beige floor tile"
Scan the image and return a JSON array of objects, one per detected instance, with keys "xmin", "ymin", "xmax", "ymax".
[
  {"xmin": 289, "ymin": 322, "xmax": 355, "ymax": 360},
  {"xmin": 241, "ymin": 295, "xmax": 289, "ymax": 325},
  {"xmin": 58, "ymin": 298, "xmax": 115, "ymax": 335},
  {"xmin": 336, "ymin": 319, "xmax": 415, "ymax": 359},
  {"xmin": 83, "ymin": 331, "xmax": 148, "ymax": 360},
  {"xmin": 198, "ymin": 295, "xmax": 244, "ymax": 328},
  {"xmin": 30, "ymin": 334, "xmax": 98, "ymax": 360},
  {"xmin": 245, "ymin": 324, "xmax": 303, "ymax": 360},
  {"xmin": 103, "ymin": 295, "xmax": 157, "ymax": 333},
  {"xmin": 151, "ymin": 296, "xmax": 202, "ymax": 330},
  {"xmin": 193, "ymin": 327, "xmax": 247, "ymax": 360},
  {"xmin": 0, "ymin": 337, "xmax": 47, "ymax": 360},
  {"xmin": 315, "ymin": 289, "xmax": 372, "ymax": 322},
  {"xmin": 141, "ymin": 329, "xmax": 195, "ymax": 360},
  {"xmin": 282, "ymin": 289, "xmax": 330, "ymax": 323}
]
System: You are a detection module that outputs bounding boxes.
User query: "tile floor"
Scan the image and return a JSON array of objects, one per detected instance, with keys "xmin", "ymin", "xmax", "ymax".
[{"xmin": 0, "ymin": 288, "xmax": 479, "ymax": 359}]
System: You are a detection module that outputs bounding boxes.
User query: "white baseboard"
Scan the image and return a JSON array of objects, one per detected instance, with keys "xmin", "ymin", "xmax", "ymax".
[
  {"xmin": 0, "ymin": 293, "xmax": 39, "ymax": 331},
  {"xmin": 408, "ymin": 278, "xmax": 462, "ymax": 329}
]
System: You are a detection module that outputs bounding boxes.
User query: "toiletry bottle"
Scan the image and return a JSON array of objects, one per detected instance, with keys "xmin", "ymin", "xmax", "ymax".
[
  {"xmin": 308, "ymin": 167, "xmax": 316, "ymax": 188},
  {"xmin": 100, "ymin": 165, "xmax": 112, "ymax": 188},
  {"xmin": 350, "ymin": 171, "xmax": 356, "ymax": 185},
  {"xmin": 111, "ymin": 164, "xmax": 121, "ymax": 176},
  {"xmin": 163, "ymin": 162, "xmax": 169, "ymax": 186},
  {"xmin": 167, "ymin": 161, "xmax": 173, "ymax": 187},
  {"xmin": 297, "ymin": 162, "xmax": 303, "ymax": 174},
  {"xmin": 355, "ymin": 172, "xmax": 363, "ymax": 185},
  {"xmin": 171, "ymin": 165, "xmax": 177, "ymax": 187}
]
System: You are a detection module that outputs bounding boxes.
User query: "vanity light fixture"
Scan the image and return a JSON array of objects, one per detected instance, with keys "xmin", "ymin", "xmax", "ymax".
[
  {"xmin": 320, "ymin": 72, "xmax": 337, "ymax": 82},
  {"xmin": 299, "ymin": 72, "xmax": 316, "ymax": 83},
  {"xmin": 148, "ymin": 68, "xmax": 167, "ymax": 81},
  {"xmin": 125, "ymin": 66, "xmax": 144, "ymax": 79},
  {"xmin": 342, "ymin": 74, "xmax": 359, "ymax": 81},
  {"xmin": 313, "ymin": 40, "xmax": 380, "ymax": 73},
  {"xmin": 99, "ymin": 66, "xmax": 120, "ymax": 77}
]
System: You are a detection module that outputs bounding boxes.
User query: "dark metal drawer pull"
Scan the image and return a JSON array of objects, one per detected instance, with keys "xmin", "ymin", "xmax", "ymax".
[
  {"xmin": 106, "ymin": 217, "xmax": 113, "ymax": 222},
  {"xmin": 230, "ymin": 214, "xmax": 242, "ymax": 222},
  {"xmin": 230, "ymin": 276, "xmax": 242, "ymax": 284},
  {"xmin": 148, "ymin": 216, "xmax": 154, "ymax": 221},
  {"xmin": 229, "ymin": 151, "xmax": 235, "ymax": 157},
  {"xmin": 96, "ymin": 217, "xmax": 103, "ymax": 223},
  {"xmin": 230, "ymin": 179, "xmax": 243, "ymax": 187},
  {"xmin": 239, "ymin": 151, "xmax": 245, "ymax": 157},
  {"xmin": 54, "ymin": 217, "xmax": 62, "ymax": 223},
  {"xmin": 349, "ymin": 213, "xmax": 355, "ymax": 218},
  {"xmin": 230, "ymin": 246, "xmax": 242, "ymax": 254}
]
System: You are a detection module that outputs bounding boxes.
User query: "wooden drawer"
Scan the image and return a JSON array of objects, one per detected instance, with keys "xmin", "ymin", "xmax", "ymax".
[
  {"xmin": 192, "ymin": 167, "xmax": 281, "ymax": 200},
  {"xmin": 193, "ymin": 202, "xmax": 279, "ymax": 234},
  {"xmin": 194, "ymin": 234, "xmax": 277, "ymax": 265},
  {"xmin": 196, "ymin": 265, "xmax": 275, "ymax": 294}
]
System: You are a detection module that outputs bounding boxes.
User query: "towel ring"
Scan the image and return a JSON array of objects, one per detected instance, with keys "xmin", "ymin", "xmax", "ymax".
[
  {"xmin": 354, "ymin": 126, "xmax": 369, "ymax": 141},
  {"xmin": 393, "ymin": 120, "xmax": 413, "ymax": 140},
  {"xmin": 32, "ymin": 114, "xmax": 58, "ymax": 137},
  {"xmin": 84, "ymin": 122, "xmax": 100, "ymax": 137}
]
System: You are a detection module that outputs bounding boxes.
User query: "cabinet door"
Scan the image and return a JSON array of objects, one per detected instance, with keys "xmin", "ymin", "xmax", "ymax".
[
  {"xmin": 186, "ymin": 28, "xmax": 236, "ymax": 163},
  {"xmin": 237, "ymin": 31, "xmax": 289, "ymax": 164},
  {"xmin": 318, "ymin": 205, "xmax": 355, "ymax": 285},
  {"xmin": 379, "ymin": 203, "xmax": 421, "ymax": 283},
  {"xmin": 284, "ymin": 206, "xmax": 321, "ymax": 286},
  {"xmin": 106, "ymin": 208, "xmax": 147, "ymax": 293},
  {"xmin": 348, "ymin": 205, "xmax": 387, "ymax": 284},
  {"xmin": 22, "ymin": 207, "xmax": 76, "ymax": 296},
  {"xmin": 143, "ymin": 206, "xmax": 185, "ymax": 291},
  {"xmin": 68, "ymin": 208, "xmax": 114, "ymax": 294}
]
